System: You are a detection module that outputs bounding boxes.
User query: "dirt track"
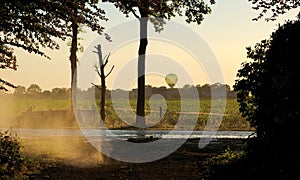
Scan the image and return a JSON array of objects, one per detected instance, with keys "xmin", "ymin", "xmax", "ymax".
[{"xmin": 23, "ymin": 137, "xmax": 247, "ymax": 179}]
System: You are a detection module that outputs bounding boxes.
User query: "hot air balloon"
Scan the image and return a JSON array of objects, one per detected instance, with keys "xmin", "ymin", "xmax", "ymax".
[{"xmin": 165, "ymin": 73, "xmax": 178, "ymax": 88}]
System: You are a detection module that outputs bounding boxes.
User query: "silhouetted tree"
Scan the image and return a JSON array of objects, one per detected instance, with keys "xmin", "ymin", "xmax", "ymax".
[
  {"xmin": 183, "ymin": 84, "xmax": 191, "ymax": 89},
  {"xmin": 93, "ymin": 44, "xmax": 114, "ymax": 121},
  {"xmin": 13, "ymin": 86, "xmax": 26, "ymax": 97},
  {"xmin": 249, "ymin": 0, "xmax": 300, "ymax": 21},
  {"xmin": 49, "ymin": 0, "xmax": 107, "ymax": 107},
  {"xmin": 27, "ymin": 84, "xmax": 42, "ymax": 97},
  {"xmin": 234, "ymin": 17, "xmax": 300, "ymax": 178},
  {"xmin": 0, "ymin": 46, "xmax": 17, "ymax": 91},
  {"xmin": 42, "ymin": 90, "xmax": 52, "ymax": 99},
  {"xmin": 199, "ymin": 83, "xmax": 211, "ymax": 98},
  {"xmin": 0, "ymin": 0, "xmax": 69, "ymax": 91},
  {"xmin": 103, "ymin": 0, "xmax": 215, "ymax": 127},
  {"xmin": 52, "ymin": 87, "xmax": 69, "ymax": 99},
  {"xmin": 0, "ymin": 0, "xmax": 107, "ymax": 98}
]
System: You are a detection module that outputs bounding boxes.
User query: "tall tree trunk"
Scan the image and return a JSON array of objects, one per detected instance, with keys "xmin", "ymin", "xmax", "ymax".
[
  {"xmin": 100, "ymin": 73, "xmax": 106, "ymax": 121},
  {"xmin": 135, "ymin": 14, "xmax": 148, "ymax": 128},
  {"xmin": 70, "ymin": 21, "xmax": 78, "ymax": 108},
  {"xmin": 99, "ymin": 49, "xmax": 106, "ymax": 121}
]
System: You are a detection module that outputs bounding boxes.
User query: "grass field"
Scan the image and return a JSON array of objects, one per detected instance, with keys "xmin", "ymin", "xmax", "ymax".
[{"xmin": 0, "ymin": 97, "xmax": 253, "ymax": 130}]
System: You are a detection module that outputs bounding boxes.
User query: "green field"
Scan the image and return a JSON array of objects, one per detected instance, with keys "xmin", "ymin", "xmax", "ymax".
[{"xmin": 0, "ymin": 98, "xmax": 253, "ymax": 131}]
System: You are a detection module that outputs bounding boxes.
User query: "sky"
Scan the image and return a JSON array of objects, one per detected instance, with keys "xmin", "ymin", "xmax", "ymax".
[{"xmin": 1, "ymin": 0, "xmax": 300, "ymax": 92}]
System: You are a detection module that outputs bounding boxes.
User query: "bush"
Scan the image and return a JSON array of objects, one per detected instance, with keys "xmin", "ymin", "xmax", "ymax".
[
  {"xmin": 203, "ymin": 147, "xmax": 246, "ymax": 179},
  {"xmin": 0, "ymin": 128, "xmax": 24, "ymax": 178},
  {"xmin": 234, "ymin": 17, "xmax": 300, "ymax": 178}
]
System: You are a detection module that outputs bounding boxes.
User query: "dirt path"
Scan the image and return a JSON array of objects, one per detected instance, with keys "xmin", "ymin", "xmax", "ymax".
[{"xmin": 22, "ymin": 137, "xmax": 247, "ymax": 179}]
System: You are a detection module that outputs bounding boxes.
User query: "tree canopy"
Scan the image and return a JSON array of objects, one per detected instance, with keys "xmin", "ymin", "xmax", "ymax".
[
  {"xmin": 234, "ymin": 17, "xmax": 300, "ymax": 178},
  {"xmin": 0, "ymin": 0, "xmax": 106, "ymax": 60},
  {"xmin": 0, "ymin": 0, "xmax": 65, "ymax": 91},
  {"xmin": 103, "ymin": 0, "xmax": 215, "ymax": 28},
  {"xmin": 0, "ymin": 0, "xmax": 107, "ymax": 91},
  {"xmin": 249, "ymin": 0, "xmax": 300, "ymax": 21}
]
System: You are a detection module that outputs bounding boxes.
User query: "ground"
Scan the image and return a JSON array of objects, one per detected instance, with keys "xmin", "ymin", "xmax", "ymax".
[{"xmin": 21, "ymin": 137, "xmax": 247, "ymax": 179}]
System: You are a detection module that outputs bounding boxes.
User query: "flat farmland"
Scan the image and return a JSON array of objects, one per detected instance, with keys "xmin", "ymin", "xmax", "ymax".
[{"xmin": 0, "ymin": 98, "xmax": 253, "ymax": 131}]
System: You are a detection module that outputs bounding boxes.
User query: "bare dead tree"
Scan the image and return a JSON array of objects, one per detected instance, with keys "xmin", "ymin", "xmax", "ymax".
[{"xmin": 92, "ymin": 44, "xmax": 114, "ymax": 122}]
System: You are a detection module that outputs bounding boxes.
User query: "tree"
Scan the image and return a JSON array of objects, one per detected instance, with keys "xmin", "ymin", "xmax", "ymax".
[
  {"xmin": 234, "ymin": 17, "xmax": 300, "ymax": 178},
  {"xmin": 0, "ymin": 0, "xmax": 68, "ymax": 58},
  {"xmin": 0, "ymin": 0, "xmax": 107, "ymax": 97},
  {"xmin": 27, "ymin": 84, "xmax": 42, "ymax": 97},
  {"xmin": 183, "ymin": 84, "xmax": 191, "ymax": 89},
  {"xmin": 249, "ymin": 0, "xmax": 300, "ymax": 21},
  {"xmin": 0, "ymin": 129, "xmax": 23, "ymax": 178},
  {"xmin": 42, "ymin": 90, "xmax": 52, "ymax": 99},
  {"xmin": 0, "ymin": 45, "xmax": 17, "ymax": 91},
  {"xmin": 0, "ymin": 0, "xmax": 70, "ymax": 91},
  {"xmin": 13, "ymin": 86, "xmax": 26, "ymax": 97},
  {"xmin": 52, "ymin": 87, "xmax": 69, "ymax": 99},
  {"xmin": 46, "ymin": 0, "xmax": 107, "ymax": 107},
  {"xmin": 93, "ymin": 44, "xmax": 114, "ymax": 121},
  {"xmin": 103, "ymin": 0, "xmax": 215, "ymax": 127}
]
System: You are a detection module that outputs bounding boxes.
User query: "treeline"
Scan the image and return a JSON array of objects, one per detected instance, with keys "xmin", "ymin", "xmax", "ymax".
[
  {"xmin": 109, "ymin": 83, "xmax": 237, "ymax": 99},
  {"xmin": 11, "ymin": 84, "xmax": 71, "ymax": 99},
  {"xmin": 5, "ymin": 83, "xmax": 237, "ymax": 99}
]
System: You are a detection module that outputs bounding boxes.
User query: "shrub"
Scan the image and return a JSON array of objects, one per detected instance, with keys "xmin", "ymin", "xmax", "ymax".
[
  {"xmin": 234, "ymin": 16, "xmax": 300, "ymax": 178},
  {"xmin": 203, "ymin": 147, "xmax": 246, "ymax": 179},
  {"xmin": 0, "ymin": 128, "xmax": 24, "ymax": 178}
]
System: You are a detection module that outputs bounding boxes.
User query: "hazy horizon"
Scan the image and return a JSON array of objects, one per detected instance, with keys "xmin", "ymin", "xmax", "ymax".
[{"xmin": 5, "ymin": 81, "xmax": 232, "ymax": 93}]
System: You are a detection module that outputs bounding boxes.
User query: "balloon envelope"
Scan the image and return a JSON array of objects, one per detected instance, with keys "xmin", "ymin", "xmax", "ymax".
[{"xmin": 165, "ymin": 73, "xmax": 178, "ymax": 88}]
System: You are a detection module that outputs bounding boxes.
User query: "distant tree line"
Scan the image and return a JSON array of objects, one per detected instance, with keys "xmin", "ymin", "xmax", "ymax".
[
  {"xmin": 11, "ymin": 84, "xmax": 71, "ymax": 99},
  {"xmin": 5, "ymin": 83, "xmax": 236, "ymax": 99}
]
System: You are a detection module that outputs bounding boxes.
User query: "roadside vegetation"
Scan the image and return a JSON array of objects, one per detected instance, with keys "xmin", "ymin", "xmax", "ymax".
[{"xmin": 0, "ymin": 128, "xmax": 24, "ymax": 179}]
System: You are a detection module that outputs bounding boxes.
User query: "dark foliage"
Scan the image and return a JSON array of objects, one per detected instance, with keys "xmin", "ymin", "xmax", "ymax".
[
  {"xmin": 102, "ymin": 0, "xmax": 215, "ymax": 29},
  {"xmin": 249, "ymin": 0, "xmax": 300, "ymax": 21},
  {"xmin": 0, "ymin": 128, "xmax": 23, "ymax": 178},
  {"xmin": 234, "ymin": 17, "xmax": 300, "ymax": 178},
  {"xmin": 8, "ymin": 83, "xmax": 235, "ymax": 99},
  {"xmin": 0, "ymin": 0, "xmax": 107, "ymax": 91}
]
